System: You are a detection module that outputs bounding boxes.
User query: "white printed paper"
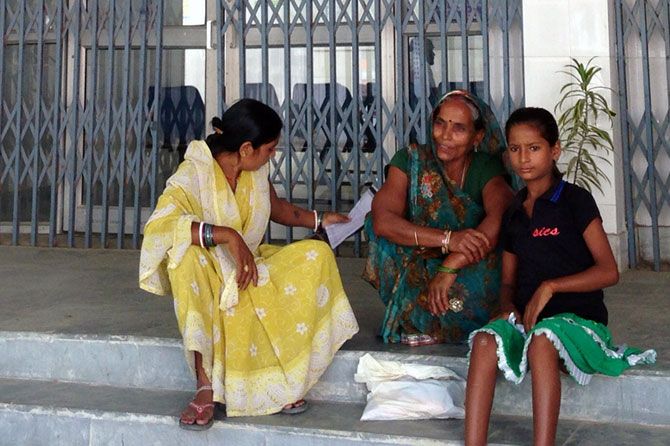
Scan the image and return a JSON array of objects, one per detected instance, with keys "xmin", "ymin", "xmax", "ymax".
[{"xmin": 325, "ymin": 189, "xmax": 374, "ymax": 249}]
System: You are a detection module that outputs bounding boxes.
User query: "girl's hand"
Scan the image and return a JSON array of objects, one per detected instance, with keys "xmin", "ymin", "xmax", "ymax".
[
  {"xmin": 321, "ymin": 211, "xmax": 350, "ymax": 228},
  {"xmin": 428, "ymin": 271, "xmax": 457, "ymax": 316},
  {"xmin": 226, "ymin": 230, "xmax": 258, "ymax": 290},
  {"xmin": 447, "ymin": 229, "xmax": 490, "ymax": 264},
  {"xmin": 522, "ymin": 281, "xmax": 555, "ymax": 331}
]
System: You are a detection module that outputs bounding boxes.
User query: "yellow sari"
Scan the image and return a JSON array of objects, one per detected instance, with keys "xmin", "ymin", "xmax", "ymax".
[{"xmin": 139, "ymin": 141, "xmax": 359, "ymax": 416}]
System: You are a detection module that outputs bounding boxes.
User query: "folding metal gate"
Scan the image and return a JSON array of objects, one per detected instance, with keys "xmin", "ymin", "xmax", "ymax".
[
  {"xmin": 615, "ymin": 0, "xmax": 670, "ymax": 270},
  {"xmin": 1, "ymin": 0, "xmax": 165, "ymax": 248},
  {"xmin": 1, "ymin": 0, "xmax": 524, "ymax": 252}
]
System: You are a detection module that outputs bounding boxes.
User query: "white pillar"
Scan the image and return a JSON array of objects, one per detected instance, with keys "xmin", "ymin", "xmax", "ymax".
[{"xmin": 522, "ymin": 0, "xmax": 627, "ymax": 270}]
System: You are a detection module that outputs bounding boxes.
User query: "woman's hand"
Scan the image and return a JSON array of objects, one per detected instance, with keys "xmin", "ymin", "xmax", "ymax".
[
  {"xmin": 522, "ymin": 281, "xmax": 555, "ymax": 331},
  {"xmin": 321, "ymin": 211, "xmax": 350, "ymax": 228},
  {"xmin": 225, "ymin": 229, "xmax": 258, "ymax": 290},
  {"xmin": 448, "ymin": 229, "xmax": 490, "ymax": 264},
  {"xmin": 428, "ymin": 271, "xmax": 457, "ymax": 316}
]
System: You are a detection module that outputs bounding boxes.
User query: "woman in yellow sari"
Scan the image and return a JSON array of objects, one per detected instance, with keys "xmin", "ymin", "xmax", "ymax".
[{"xmin": 139, "ymin": 99, "xmax": 359, "ymax": 430}]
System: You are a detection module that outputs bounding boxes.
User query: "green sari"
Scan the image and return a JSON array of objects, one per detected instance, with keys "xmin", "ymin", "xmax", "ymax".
[{"xmin": 363, "ymin": 91, "xmax": 507, "ymax": 344}]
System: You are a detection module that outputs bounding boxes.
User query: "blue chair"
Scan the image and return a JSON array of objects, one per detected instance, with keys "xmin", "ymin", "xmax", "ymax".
[
  {"xmin": 148, "ymin": 86, "xmax": 206, "ymax": 161},
  {"xmin": 243, "ymin": 83, "xmax": 281, "ymax": 114},
  {"xmin": 290, "ymin": 82, "xmax": 354, "ymax": 153},
  {"xmin": 360, "ymin": 82, "xmax": 377, "ymax": 153}
]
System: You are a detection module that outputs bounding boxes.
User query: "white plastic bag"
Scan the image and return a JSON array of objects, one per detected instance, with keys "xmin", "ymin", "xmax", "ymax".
[
  {"xmin": 354, "ymin": 353, "xmax": 466, "ymax": 421},
  {"xmin": 354, "ymin": 352, "xmax": 462, "ymax": 383}
]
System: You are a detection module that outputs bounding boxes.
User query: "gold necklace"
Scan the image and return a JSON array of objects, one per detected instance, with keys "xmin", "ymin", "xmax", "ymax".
[{"xmin": 447, "ymin": 158, "xmax": 470, "ymax": 188}]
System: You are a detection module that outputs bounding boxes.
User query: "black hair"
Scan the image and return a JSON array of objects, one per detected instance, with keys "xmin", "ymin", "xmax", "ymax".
[
  {"xmin": 505, "ymin": 107, "xmax": 559, "ymax": 146},
  {"xmin": 434, "ymin": 92, "xmax": 485, "ymax": 131},
  {"xmin": 505, "ymin": 107, "xmax": 563, "ymax": 178},
  {"xmin": 205, "ymin": 98, "xmax": 282, "ymax": 156}
]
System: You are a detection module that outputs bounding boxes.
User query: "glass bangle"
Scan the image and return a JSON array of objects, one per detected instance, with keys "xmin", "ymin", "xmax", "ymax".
[
  {"xmin": 436, "ymin": 265, "xmax": 460, "ymax": 274},
  {"xmin": 204, "ymin": 223, "xmax": 215, "ymax": 247},
  {"xmin": 198, "ymin": 222, "xmax": 205, "ymax": 248}
]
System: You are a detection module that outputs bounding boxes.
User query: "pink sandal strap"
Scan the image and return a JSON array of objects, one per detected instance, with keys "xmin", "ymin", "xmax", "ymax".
[{"xmin": 188, "ymin": 401, "xmax": 215, "ymax": 414}]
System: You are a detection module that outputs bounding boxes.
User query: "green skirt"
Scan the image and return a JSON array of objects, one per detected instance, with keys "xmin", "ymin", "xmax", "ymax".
[{"xmin": 467, "ymin": 313, "xmax": 657, "ymax": 385}]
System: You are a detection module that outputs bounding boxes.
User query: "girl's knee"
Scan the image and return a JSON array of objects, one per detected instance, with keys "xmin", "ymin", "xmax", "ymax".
[
  {"xmin": 468, "ymin": 333, "xmax": 500, "ymax": 375},
  {"xmin": 527, "ymin": 333, "xmax": 558, "ymax": 360},
  {"xmin": 471, "ymin": 332, "xmax": 498, "ymax": 357},
  {"xmin": 528, "ymin": 333, "xmax": 552, "ymax": 348}
]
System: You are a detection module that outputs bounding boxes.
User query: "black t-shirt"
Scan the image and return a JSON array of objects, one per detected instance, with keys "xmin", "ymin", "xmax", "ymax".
[{"xmin": 501, "ymin": 180, "xmax": 608, "ymax": 325}]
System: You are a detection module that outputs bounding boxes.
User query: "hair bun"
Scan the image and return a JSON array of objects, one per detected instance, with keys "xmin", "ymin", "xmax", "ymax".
[{"xmin": 211, "ymin": 117, "xmax": 223, "ymax": 132}]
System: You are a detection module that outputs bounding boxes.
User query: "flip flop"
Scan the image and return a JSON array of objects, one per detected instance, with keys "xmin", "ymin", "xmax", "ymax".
[
  {"xmin": 400, "ymin": 333, "xmax": 440, "ymax": 346},
  {"xmin": 179, "ymin": 385, "xmax": 216, "ymax": 431},
  {"xmin": 179, "ymin": 401, "xmax": 215, "ymax": 430},
  {"xmin": 281, "ymin": 399, "xmax": 309, "ymax": 415}
]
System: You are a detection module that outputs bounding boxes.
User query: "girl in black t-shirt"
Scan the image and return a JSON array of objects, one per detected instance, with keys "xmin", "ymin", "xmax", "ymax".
[{"xmin": 463, "ymin": 107, "xmax": 656, "ymax": 446}]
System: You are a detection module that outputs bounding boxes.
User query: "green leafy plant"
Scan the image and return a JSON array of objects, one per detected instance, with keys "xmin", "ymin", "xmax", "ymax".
[{"xmin": 554, "ymin": 57, "xmax": 616, "ymax": 194}]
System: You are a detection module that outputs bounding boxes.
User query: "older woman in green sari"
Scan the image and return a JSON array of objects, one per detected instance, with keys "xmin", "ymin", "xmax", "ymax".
[{"xmin": 364, "ymin": 91, "xmax": 514, "ymax": 344}]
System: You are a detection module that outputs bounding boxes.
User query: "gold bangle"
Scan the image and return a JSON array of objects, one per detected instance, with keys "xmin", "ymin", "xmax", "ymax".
[
  {"xmin": 441, "ymin": 230, "xmax": 451, "ymax": 255},
  {"xmin": 414, "ymin": 230, "xmax": 419, "ymax": 247}
]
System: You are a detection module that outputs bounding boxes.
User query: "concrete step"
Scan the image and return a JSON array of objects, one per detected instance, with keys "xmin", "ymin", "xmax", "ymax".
[
  {"xmin": 0, "ymin": 331, "xmax": 667, "ymax": 426},
  {"xmin": 1, "ymin": 377, "xmax": 670, "ymax": 446}
]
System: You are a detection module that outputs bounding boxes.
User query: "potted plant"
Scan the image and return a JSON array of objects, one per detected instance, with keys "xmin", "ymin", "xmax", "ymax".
[{"xmin": 554, "ymin": 57, "xmax": 616, "ymax": 194}]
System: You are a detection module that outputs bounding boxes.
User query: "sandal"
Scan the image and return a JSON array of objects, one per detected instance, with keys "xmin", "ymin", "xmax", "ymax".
[
  {"xmin": 179, "ymin": 385, "xmax": 216, "ymax": 431},
  {"xmin": 400, "ymin": 333, "xmax": 440, "ymax": 346},
  {"xmin": 281, "ymin": 399, "xmax": 309, "ymax": 415}
]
